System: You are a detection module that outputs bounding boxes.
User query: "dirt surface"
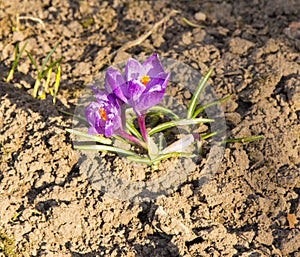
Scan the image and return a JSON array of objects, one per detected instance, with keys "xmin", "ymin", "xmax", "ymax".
[{"xmin": 1, "ymin": 0, "xmax": 300, "ymax": 256}]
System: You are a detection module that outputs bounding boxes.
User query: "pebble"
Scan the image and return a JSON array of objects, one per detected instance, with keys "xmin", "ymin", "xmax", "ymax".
[{"xmin": 194, "ymin": 11, "xmax": 206, "ymax": 21}]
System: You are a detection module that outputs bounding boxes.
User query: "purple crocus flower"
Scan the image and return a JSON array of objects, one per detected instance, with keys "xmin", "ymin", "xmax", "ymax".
[
  {"xmin": 86, "ymin": 87, "xmax": 147, "ymax": 148},
  {"xmin": 105, "ymin": 53, "xmax": 170, "ymax": 116},
  {"xmin": 104, "ymin": 54, "xmax": 170, "ymax": 143},
  {"xmin": 85, "ymin": 88, "xmax": 122, "ymax": 137}
]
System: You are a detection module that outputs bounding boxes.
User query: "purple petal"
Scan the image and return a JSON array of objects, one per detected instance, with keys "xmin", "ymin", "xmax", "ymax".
[
  {"xmin": 134, "ymin": 72, "xmax": 170, "ymax": 114},
  {"xmin": 88, "ymin": 126, "xmax": 99, "ymax": 135},
  {"xmin": 143, "ymin": 72, "xmax": 170, "ymax": 94},
  {"xmin": 105, "ymin": 68, "xmax": 127, "ymax": 103},
  {"xmin": 142, "ymin": 54, "xmax": 165, "ymax": 77},
  {"xmin": 120, "ymin": 80, "xmax": 145, "ymax": 102},
  {"xmin": 134, "ymin": 88, "xmax": 165, "ymax": 115},
  {"xmin": 104, "ymin": 120, "xmax": 114, "ymax": 137},
  {"xmin": 126, "ymin": 58, "xmax": 143, "ymax": 81}
]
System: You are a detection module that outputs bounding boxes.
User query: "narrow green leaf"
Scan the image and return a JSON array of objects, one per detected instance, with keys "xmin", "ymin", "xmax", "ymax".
[
  {"xmin": 182, "ymin": 17, "xmax": 202, "ymax": 28},
  {"xmin": 126, "ymin": 155, "xmax": 152, "ymax": 165},
  {"xmin": 45, "ymin": 60, "xmax": 52, "ymax": 93},
  {"xmin": 41, "ymin": 57, "xmax": 63, "ymax": 78},
  {"xmin": 41, "ymin": 42, "xmax": 60, "ymax": 73},
  {"xmin": 53, "ymin": 63, "xmax": 61, "ymax": 104},
  {"xmin": 14, "ymin": 41, "xmax": 28, "ymax": 66},
  {"xmin": 200, "ymin": 131, "xmax": 218, "ymax": 140},
  {"xmin": 149, "ymin": 118, "xmax": 214, "ymax": 136},
  {"xmin": 187, "ymin": 68, "xmax": 213, "ymax": 119},
  {"xmin": 126, "ymin": 121, "xmax": 143, "ymax": 140},
  {"xmin": 223, "ymin": 135, "xmax": 264, "ymax": 144},
  {"xmin": 74, "ymin": 144, "xmax": 138, "ymax": 156},
  {"xmin": 66, "ymin": 128, "xmax": 112, "ymax": 145},
  {"xmin": 148, "ymin": 105, "xmax": 180, "ymax": 120},
  {"xmin": 32, "ymin": 78, "xmax": 41, "ymax": 98},
  {"xmin": 26, "ymin": 50, "xmax": 40, "ymax": 74},
  {"xmin": 6, "ymin": 41, "xmax": 28, "ymax": 82},
  {"xmin": 193, "ymin": 95, "xmax": 232, "ymax": 118},
  {"xmin": 152, "ymin": 152, "xmax": 195, "ymax": 164}
]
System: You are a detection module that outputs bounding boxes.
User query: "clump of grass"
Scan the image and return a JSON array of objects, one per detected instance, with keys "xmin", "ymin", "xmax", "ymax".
[
  {"xmin": 6, "ymin": 41, "xmax": 28, "ymax": 83},
  {"xmin": 26, "ymin": 42, "xmax": 62, "ymax": 103}
]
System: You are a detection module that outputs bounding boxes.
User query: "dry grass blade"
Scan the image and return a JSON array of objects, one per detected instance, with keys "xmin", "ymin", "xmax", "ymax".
[{"xmin": 94, "ymin": 10, "xmax": 179, "ymax": 71}]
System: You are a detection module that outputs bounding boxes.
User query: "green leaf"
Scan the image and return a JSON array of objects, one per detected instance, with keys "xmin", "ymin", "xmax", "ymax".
[
  {"xmin": 182, "ymin": 17, "xmax": 203, "ymax": 28},
  {"xmin": 193, "ymin": 95, "xmax": 232, "ymax": 118},
  {"xmin": 200, "ymin": 131, "xmax": 218, "ymax": 140},
  {"xmin": 66, "ymin": 128, "xmax": 112, "ymax": 145},
  {"xmin": 126, "ymin": 155, "xmax": 152, "ymax": 165},
  {"xmin": 126, "ymin": 121, "xmax": 143, "ymax": 140},
  {"xmin": 41, "ymin": 42, "xmax": 60, "ymax": 73},
  {"xmin": 26, "ymin": 50, "xmax": 40, "ymax": 74},
  {"xmin": 149, "ymin": 118, "xmax": 214, "ymax": 136},
  {"xmin": 45, "ymin": 60, "xmax": 53, "ymax": 93},
  {"xmin": 15, "ymin": 41, "xmax": 28, "ymax": 65},
  {"xmin": 148, "ymin": 105, "xmax": 180, "ymax": 120},
  {"xmin": 32, "ymin": 78, "xmax": 41, "ymax": 99},
  {"xmin": 223, "ymin": 135, "xmax": 264, "ymax": 144},
  {"xmin": 127, "ymin": 151, "xmax": 195, "ymax": 165},
  {"xmin": 41, "ymin": 57, "xmax": 63, "ymax": 78},
  {"xmin": 53, "ymin": 63, "xmax": 61, "ymax": 104},
  {"xmin": 187, "ymin": 68, "xmax": 213, "ymax": 119},
  {"xmin": 151, "ymin": 152, "xmax": 195, "ymax": 165},
  {"xmin": 74, "ymin": 144, "xmax": 138, "ymax": 156}
]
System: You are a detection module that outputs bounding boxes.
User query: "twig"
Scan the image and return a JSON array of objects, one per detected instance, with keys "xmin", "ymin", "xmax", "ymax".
[
  {"xmin": 16, "ymin": 14, "xmax": 45, "ymax": 31},
  {"xmin": 94, "ymin": 10, "xmax": 179, "ymax": 71}
]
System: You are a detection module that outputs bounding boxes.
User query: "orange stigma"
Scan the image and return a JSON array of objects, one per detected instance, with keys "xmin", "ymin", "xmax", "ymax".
[
  {"xmin": 99, "ymin": 107, "xmax": 107, "ymax": 121},
  {"xmin": 141, "ymin": 75, "xmax": 151, "ymax": 86}
]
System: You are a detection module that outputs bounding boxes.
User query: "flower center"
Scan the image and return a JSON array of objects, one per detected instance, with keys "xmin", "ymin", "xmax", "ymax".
[
  {"xmin": 99, "ymin": 107, "xmax": 107, "ymax": 121},
  {"xmin": 141, "ymin": 75, "xmax": 151, "ymax": 86}
]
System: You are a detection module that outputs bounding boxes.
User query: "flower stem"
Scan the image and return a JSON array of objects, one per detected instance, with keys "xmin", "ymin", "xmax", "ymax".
[
  {"xmin": 138, "ymin": 114, "xmax": 148, "ymax": 143},
  {"xmin": 117, "ymin": 130, "xmax": 147, "ymax": 149},
  {"xmin": 120, "ymin": 103, "xmax": 126, "ymax": 130}
]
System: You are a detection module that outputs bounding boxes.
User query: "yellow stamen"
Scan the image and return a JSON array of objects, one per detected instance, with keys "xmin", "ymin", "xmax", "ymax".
[
  {"xmin": 99, "ymin": 107, "xmax": 107, "ymax": 121},
  {"xmin": 141, "ymin": 75, "xmax": 151, "ymax": 86}
]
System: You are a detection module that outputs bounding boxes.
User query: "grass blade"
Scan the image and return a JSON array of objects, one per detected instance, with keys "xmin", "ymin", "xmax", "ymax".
[
  {"xmin": 74, "ymin": 144, "xmax": 138, "ymax": 156},
  {"xmin": 152, "ymin": 152, "xmax": 195, "ymax": 164},
  {"xmin": 66, "ymin": 128, "xmax": 112, "ymax": 144},
  {"xmin": 149, "ymin": 118, "xmax": 214, "ymax": 136},
  {"xmin": 193, "ymin": 95, "xmax": 232, "ymax": 118},
  {"xmin": 223, "ymin": 135, "xmax": 264, "ymax": 144},
  {"xmin": 26, "ymin": 50, "xmax": 40, "ymax": 74},
  {"xmin": 126, "ymin": 121, "xmax": 143, "ymax": 140},
  {"xmin": 45, "ymin": 58, "xmax": 53, "ymax": 93},
  {"xmin": 6, "ymin": 41, "xmax": 28, "ymax": 82},
  {"xmin": 41, "ymin": 42, "xmax": 60, "ymax": 73},
  {"xmin": 182, "ymin": 17, "xmax": 203, "ymax": 28},
  {"xmin": 148, "ymin": 105, "xmax": 180, "ymax": 120},
  {"xmin": 41, "ymin": 57, "xmax": 63, "ymax": 78},
  {"xmin": 187, "ymin": 68, "xmax": 213, "ymax": 119},
  {"xmin": 53, "ymin": 63, "xmax": 61, "ymax": 104},
  {"xmin": 32, "ymin": 79, "xmax": 41, "ymax": 98}
]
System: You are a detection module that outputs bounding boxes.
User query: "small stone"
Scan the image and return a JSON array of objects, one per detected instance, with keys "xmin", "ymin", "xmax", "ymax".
[{"xmin": 195, "ymin": 12, "xmax": 206, "ymax": 21}]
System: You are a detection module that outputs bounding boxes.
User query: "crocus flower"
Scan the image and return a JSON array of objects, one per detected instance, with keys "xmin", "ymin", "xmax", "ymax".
[
  {"xmin": 85, "ymin": 88, "xmax": 122, "ymax": 137},
  {"xmin": 103, "ymin": 54, "xmax": 170, "ymax": 143},
  {"xmin": 105, "ymin": 53, "xmax": 170, "ymax": 116},
  {"xmin": 86, "ymin": 87, "xmax": 147, "ymax": 148}
]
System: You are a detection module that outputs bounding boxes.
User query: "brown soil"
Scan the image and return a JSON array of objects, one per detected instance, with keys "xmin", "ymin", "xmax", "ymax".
[{"xmin": 1, "ymin": 0, "xmax": 300, "ymax": 256}]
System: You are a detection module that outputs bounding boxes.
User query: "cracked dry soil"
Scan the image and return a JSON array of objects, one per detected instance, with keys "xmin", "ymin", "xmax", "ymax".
[{"xmin": 0, "ymin": 0, "xmax": 300, "ymax": 256}]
